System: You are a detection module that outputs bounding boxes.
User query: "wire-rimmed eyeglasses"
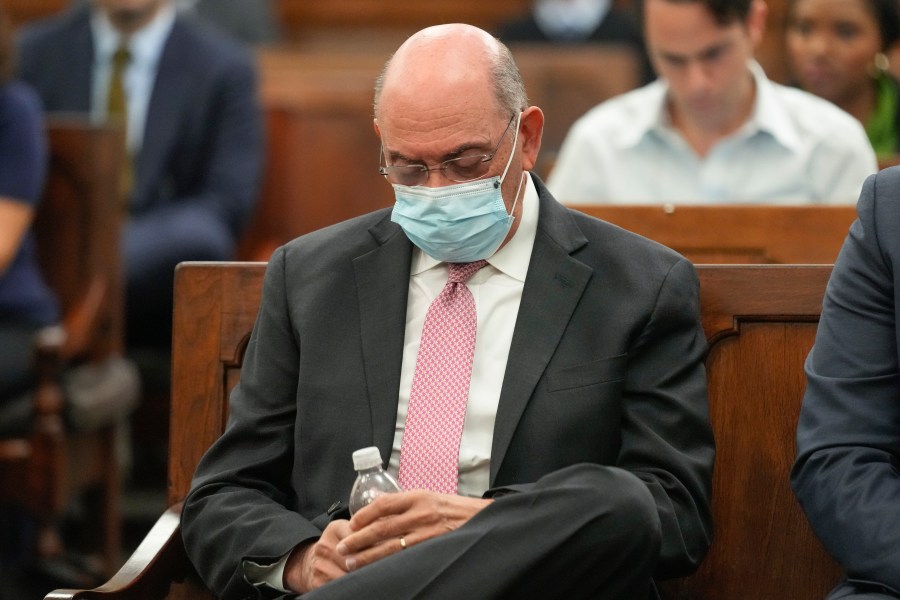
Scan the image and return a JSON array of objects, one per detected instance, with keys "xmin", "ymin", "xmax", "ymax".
[{"xmin": 378, "ymin": 114, "xmax": 517, "ymax": 186}]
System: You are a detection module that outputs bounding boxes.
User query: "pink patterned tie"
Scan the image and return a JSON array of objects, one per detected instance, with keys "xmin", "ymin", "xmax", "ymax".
[{"xmin": 398, "ymin": 260, "xmax": 487, "ymax": 494}]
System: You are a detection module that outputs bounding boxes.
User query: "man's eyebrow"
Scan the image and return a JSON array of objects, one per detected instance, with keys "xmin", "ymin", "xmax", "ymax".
[
  {"xmin": 698, "ymin": 40, "xmax": 732, "ymax": 60},
  {"xmin": 658, "ymin": 50, "xmax": 688, "ymax": 64},
  {"xmin": 658, "ymin": 40, "xmax": 733, "ymax": 64}
]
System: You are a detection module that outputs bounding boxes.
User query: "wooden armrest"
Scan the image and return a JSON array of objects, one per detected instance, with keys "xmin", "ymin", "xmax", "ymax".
[
  {"xmin": 59, "ymin": 276, "xmax": 111, "ymax": 361},
  {"xmin": 31, "ymin": 276, "xmax": 110, "ymax": 370},
  {"xmin": 45, "ymin": 503, "xmax": 198, "ymax": 600}
]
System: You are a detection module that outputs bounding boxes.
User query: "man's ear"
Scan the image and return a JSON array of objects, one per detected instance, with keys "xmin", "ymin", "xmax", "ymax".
[
  {"xmin": 373, "ymin": 118, "xmax": 382, "ymax": 139},
  {"xmin": 519, "ymin": 106, "xmax": 544, "ymax": 172},
  {"xmin": 746, "ymin": 0, "xmax": 768, "ymax": 48}
]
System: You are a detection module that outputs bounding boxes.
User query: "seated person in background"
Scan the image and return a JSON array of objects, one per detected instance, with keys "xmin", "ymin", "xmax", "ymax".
[
  {"xmin": 791, "ymin": 167, "xmax": 900, "ymax": 599},
  {"xmin": 17, "ymin": 0, "xmax": 265, "ymax": 353},
  {"xmin": 496, "ymin": 0, "xmax": 655, "ymax": 84},
  {"xmin": 182, "ymin": 23, "xmax": 714, "ymax": 600},
  {"xmin": 547, "ymin": 0, "xmax": 877, "ymax": 205},
  {"xmin": 0, "ymin": 4, "xmax": 58, "ymax": 591},
  {"xmin": 786, "ymin": 0, "xmax": 900, "ymax": 159},
  {"xmin": 0, "ymin": 11, "xmax": 56, "ymax": 415}
]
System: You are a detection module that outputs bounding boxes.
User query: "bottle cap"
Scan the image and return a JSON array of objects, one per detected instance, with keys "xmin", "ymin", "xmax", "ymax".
[{"xmin": 352, "ymin": 446, "xmax": 384, "ymax": 471}]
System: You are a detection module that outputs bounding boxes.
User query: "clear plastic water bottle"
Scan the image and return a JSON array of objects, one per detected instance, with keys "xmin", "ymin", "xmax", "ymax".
[{"xmin": 349, "ymin": 446, "xmax": 402, "ymax": 515}]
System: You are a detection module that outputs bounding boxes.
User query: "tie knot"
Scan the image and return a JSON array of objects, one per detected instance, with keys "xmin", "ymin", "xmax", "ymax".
[
  {"xmin": 447, "ymin": 260, "xmax": 487, "ymax": 284},
  {"xmin": 113, "ymin": 46, "xmax": 132, "ymax": 69}
]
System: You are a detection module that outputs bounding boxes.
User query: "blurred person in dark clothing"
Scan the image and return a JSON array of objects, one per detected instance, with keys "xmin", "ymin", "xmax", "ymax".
[{"xmin": 497, "ymin": 0, "xmax": 654, "ymax": 83}]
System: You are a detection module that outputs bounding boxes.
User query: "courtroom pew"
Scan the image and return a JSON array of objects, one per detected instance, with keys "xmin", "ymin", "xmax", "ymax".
[
  {"xmin": 575, "ymin": 204, "xmax": 857, "ymax": 264},
  {"xmin": 43, "ymin": 262, "xmax": 843, "ymax": 599},
  {"xmin": 238, "ymin": 47, "xmax": 391, "ymax": 260}
]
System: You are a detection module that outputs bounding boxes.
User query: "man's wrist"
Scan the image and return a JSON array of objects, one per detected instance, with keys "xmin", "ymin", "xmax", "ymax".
[{"xmin": 284, "ymin": 540, "xmax": 316, "ymax": 593}]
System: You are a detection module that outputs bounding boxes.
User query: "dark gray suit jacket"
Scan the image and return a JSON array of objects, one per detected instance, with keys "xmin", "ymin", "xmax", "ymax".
[
  {"xmin": 792, "ymin": 167, "xmax": 900, "ymax": 596},
  {"xmin": 183, "ymin": 177, "xmax": 714, "ymax": 598}
]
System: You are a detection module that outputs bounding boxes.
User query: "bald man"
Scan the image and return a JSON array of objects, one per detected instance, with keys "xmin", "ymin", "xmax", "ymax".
[{"xmin": 182, "ymin": 24, "xmax": 714, "ymax": 600}]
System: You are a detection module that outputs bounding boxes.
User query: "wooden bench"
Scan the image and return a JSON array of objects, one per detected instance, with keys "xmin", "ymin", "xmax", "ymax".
[
  {"xmin": 575, "ymin": 204, "xmax": 858, "ymax": 264},
  {"xmin": 43, "ymin": 261, "xmax": 844, "ymax": 599}
]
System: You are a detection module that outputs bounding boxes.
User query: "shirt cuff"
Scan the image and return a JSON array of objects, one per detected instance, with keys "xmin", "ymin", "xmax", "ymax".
[{"xmin": 243, "ymin": 552, "xmax": 291, "ymax": 593}]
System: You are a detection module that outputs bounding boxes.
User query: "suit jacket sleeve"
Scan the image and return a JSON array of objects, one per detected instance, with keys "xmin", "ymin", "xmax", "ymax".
[
  {"xmin": 791, "ymin": 168, "xmax": 900, "ymax": 594},
  {"xmin": 488, "ymin": 256, "xmax": 713, "ymax": 579},
  {"xmin": 617, "ymin": 257, "xmax": 713, "ymax": 578},
  {"xmin": 182, "ymin": 246, "xmax": 323, "ymax": 599}
]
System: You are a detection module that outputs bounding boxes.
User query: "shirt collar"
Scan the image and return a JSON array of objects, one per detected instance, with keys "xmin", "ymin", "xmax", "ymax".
[
  {"xmin": 621, "ymin": 60, "xmax": 802, "ymax": 153},
  {"xmin": 91, "ymin": 4, "xmax": 176, "ymax": 68},
  {"xmin": 616, "ymin": 78, "xmax": 670, "ymax": 148},
  {"xmin": 744, "ymin": 60, "xmax": 803, "ymax": 153},
  {"xmin": 410, "ymin": 172, "xmax": 539, "ymax": 282}
]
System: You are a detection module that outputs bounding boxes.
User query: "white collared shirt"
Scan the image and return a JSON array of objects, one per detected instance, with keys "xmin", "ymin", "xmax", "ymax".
[
  {"xmin": 388, "ymin": 173, "xmax": 539, "ymax": 498},
  {"xmin": 90, "ymin": 5, "xmax": 176, "ymax": 153},
  {"xmin": 547, "ymin": 61, "xmax": 877, "ymax": 205}
]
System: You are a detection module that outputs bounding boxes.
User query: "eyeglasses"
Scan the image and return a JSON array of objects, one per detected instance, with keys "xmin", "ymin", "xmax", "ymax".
[{"xmin": 379, "ymin": 114, "xmax": 516, "ymax": 186}]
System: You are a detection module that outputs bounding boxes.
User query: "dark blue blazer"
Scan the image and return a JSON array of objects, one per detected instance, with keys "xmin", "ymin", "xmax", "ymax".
[
  {"xmin": 792, "ymin": 167, "xmax": 900, "ymax": 596},
  {"xmin": 16, "ymin": 5, "xmax": 264, "ymax": 242}
]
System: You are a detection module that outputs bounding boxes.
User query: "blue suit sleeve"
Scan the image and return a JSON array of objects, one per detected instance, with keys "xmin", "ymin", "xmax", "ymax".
[{"xmin": 791, "ymin": 168, "xmax": 900, "ymax": 594}]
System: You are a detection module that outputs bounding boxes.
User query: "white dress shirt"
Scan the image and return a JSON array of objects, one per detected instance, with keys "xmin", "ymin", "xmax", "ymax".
[
  {"xmin": 90, "ymin": 5, "xmax": 175, "ymax": 153},
  {"xmin": 388, "ymin": 174, "xmax": 538, "ymax": 498},
  {"xmin": 547, "ymin": 61, "xmax": 877, "ymax": 205}
]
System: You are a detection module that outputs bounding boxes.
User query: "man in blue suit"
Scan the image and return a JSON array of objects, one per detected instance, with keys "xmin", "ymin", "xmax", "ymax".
[
  {"xmin": 17, "ymin": 0, "xmax": 264, "ymax": 350},
  {"xmin": 792, "ymin": 167, "xmax": 900, "ymax": 599}
]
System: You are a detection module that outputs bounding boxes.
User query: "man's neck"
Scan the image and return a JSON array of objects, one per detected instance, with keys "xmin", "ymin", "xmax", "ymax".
[
  {"xmin": 105, "ymin": 2, "xmax": 167, "ymax": 36},
  {"xmin": 668, "ymin": 72, "xmax": 757, "ymax": 158}
]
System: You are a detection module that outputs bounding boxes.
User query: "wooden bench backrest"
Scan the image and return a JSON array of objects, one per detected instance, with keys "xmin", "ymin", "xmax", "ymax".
[
  {"xmin": 576, "ymin": 204, "xmax": 857, "ymax": 264},
  {"xmin": 33, "ymin": 114, "xmax": 124, "ymax": 357},
  {"xmin": 169, "ymin": 262, "xmax": 842, "ymax": 598},
  {"xmin": 662, "ymin": 265, "xmax": 842, "ymax": 598}
]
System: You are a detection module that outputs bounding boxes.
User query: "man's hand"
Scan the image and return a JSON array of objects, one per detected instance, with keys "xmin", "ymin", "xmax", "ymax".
[
  {"xmin": 335, "ymin": 490, "xmax": 492, "ymax": 571},
  {"xmin": 283, "ymin": 519, "xmax": 353, "ymax": 593}
]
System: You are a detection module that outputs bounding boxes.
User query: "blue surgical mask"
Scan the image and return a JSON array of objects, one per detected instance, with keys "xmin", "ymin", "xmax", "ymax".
[{"xmin": 390, "ymin": 115, "xmax": 524, "ymax": 263}]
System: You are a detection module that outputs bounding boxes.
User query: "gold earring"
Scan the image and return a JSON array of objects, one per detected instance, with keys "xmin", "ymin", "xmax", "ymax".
[{"xmin": 871, "ymin": 52, "xmax": 891, "ymax": 78}]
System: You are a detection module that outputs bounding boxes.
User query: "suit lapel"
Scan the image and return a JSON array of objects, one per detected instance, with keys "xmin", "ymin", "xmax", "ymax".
[
  {"xmin": 490, "ymin": 183, "xmax": 593, "ymax": 483},
  {"xmin": 65, "ymin": 11, "xmax": 94, "ymax": 112},
  {"xmin": 353, "ymin": 214, "xmax": 413, "ymax": 462},
  {"xmin": 137, "ymin": 19, "xmax": 187, "ymax": 208}
]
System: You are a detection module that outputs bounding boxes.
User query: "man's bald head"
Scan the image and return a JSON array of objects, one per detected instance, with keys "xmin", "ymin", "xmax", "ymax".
[{"xmin": 373, "ymin": 24, "xmax": 527, "ymax": 121}]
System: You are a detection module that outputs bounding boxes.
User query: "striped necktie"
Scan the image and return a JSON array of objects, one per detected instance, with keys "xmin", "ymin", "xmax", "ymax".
[{"xmin": 107, "ymin": 45, "xmax": 133, "ymax": 206}]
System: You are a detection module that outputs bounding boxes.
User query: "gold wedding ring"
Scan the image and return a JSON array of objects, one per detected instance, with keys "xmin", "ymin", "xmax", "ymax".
[{"xmin": 399, "ymin": 536, "xmax": 408, "ymax": 550}]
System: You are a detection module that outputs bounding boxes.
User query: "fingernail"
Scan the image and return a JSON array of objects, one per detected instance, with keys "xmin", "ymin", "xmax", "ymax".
[
  {"xmin": 336, "ymin": 542, "xmax": 348, "ymax": 555},
  {"xmin": 345, "ymin": 557, "xmax": 357, "ymax": 571}
]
